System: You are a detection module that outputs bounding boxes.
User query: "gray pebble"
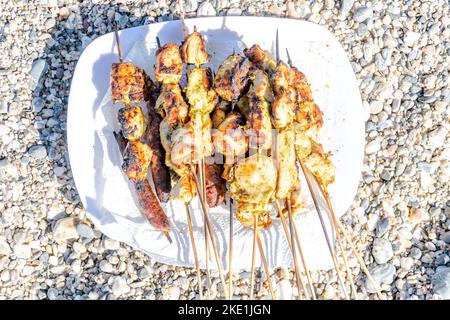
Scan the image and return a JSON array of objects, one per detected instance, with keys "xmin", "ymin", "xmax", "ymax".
[
  {"xmin": 28, "ymin": 145, "xmax": 47, "ymax": 160},
  {"xmin": 29, "ymin": 59, "xmax": 48, "ymax": 89},
  {"xmin": 76, "ymin": 224, "xmax": 95, "ymax": 242},
  {"xmin": 365, "ymin": 263, "xmax": 396, "ymax": 293},
  {"xmin": 432, "ymin": 267, "xmax": 450, "ymax": 299},
  {"xmin": 375, "ymin": 218, "xmax": 390, "ymax": 238},
  {"xmin": 353, "ymin": 6, "xmax": 373, "ymax": 22},
  {"xmin": 372, "ymin": 238, "xmax": 394, "ymax": 264},
  {"xmin": 340, "ymin": 0, "xmax": 355, "ymax": 18}
]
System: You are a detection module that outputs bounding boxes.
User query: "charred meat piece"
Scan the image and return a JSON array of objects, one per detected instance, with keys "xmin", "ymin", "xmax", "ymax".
[
  {"xmin": 212, "ymin": 100, "xmax": 230, "ymax": 128},
  {"xmin": 117, "ymin": 104, "xmax": 146, "ymax": 141},
  {"xmin": 271, "ymin": 61, "xmax": 291, "ymax": 96},
  {"xmin": 303, "ymin": 140, "xmax": 335, "ymax": 188},
  {"xmin": 204, "ymin": 163, "xmax": 226, "ymax": 208},
  {"xmin": 186, "ymin": 67, "xmax": 217, "ymax": 114},
  {"xmin": 213, "ymin": 112, "xmax": 248, "ymax": 162},
  {"xmin": 180, "ymin": 31, "xmax": 210, "ymax": 66},
  {"xmin": 289, "ymin": 66, "xmax": 313, "ymax": 103},
  {"xmin": 111, "ymin": 62, "xmax": 150, "ymax": 103},
  {"xmin": 214, "ymin": 54, "xmax": 251, "ymax": 102},
  {"xmin": 246, "ymin": 69, "xmax": 273, "ymax": 150},
  {"xmin": 144, "ymin": 99, "xmax": 172, "ymax": 203},
  {"xmin": 244, "ymin": 44, "xmax": 276, "ymax": 72},
  {"xmin": 295, "ymin": 101, "xmax": 323, "ymax": 133},
  {"xmin": 155, "ymin": 84, "xmax": 189, "ymax": 128},
  {"xmin": 271, "ymin": 86, "xmax": 296, "ymax": 130},
  {"xmin": 122, "ymin": 140, "xmax": 152, "ymax": 182},
  {"xmin": 135, "ymin": 179, "xmax": 172, "ymax": 232},
  {"xmin": 154, "ymin": 43, "xmax": 183, "ymax": 84},
  {"xmin": 113, "ymin": 132, "xmax": 172, "ymax": 237}
]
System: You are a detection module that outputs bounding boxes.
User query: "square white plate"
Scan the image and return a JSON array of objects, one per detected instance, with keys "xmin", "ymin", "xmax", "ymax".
[{"xmin": 67, "ymin": 17, "xmax": 365, "ymax": 271}]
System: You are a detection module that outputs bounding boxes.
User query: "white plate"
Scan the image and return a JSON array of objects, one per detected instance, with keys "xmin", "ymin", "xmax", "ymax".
[{"xmin": 67, "ymin": 17, "xmax": 365, "ymax": 271}]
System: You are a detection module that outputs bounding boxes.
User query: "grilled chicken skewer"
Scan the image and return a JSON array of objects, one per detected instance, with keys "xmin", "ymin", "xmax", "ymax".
[
  {"xmin": 180, "ymin": 26, "xmax": 229, "ymax": 299},
  {"xmin": 111, "ymin": 29, "xmax": 172, "ymax": 243}
]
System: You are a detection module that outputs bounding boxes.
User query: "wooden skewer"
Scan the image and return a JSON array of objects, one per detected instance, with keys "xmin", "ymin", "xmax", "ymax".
[
  {"xmin": 286, "ymin": 199, "xmax": 308, "ymax": 300},
  {"xmin": 249, "ymin": 218, "xmax": 258, "ymax": 300},
  {"xmin": 114, "ymin": 27, "xmax": 123, "ymax": 63},
  {"xmin": 313, "ymin": 177, "xmax": 383, "ymax": 299},
  {"xmin": 298, "ymin": 160, "xmax": 350, "ymax": 299},
  {"xmin": 256, "ymin": 232, "xmax": 276, "ymax": 299},
  {"xmin": 185, "ymin": 204, "xmax": 204, "ymax": 300},
  {"xmin": 190, "ymin": 166, "xmax": 229, "ymax": 299},
  {"xmin": 291, "ymin": 219, "xmax": 317, "ymax": 300},
  {"xmin": 228, "ymin": 194, "xmax": 234, "ymax": 300},
  {"xmin": 275, "ymin": 200, "xmax": 308, "ymax": 300}
]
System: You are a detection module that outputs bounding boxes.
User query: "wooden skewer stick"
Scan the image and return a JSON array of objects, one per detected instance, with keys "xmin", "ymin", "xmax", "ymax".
[
  {"xmin": 313, "ymin": 177, "xmax": 383, "ymax": 299},
  {"xmin": 298, "ymin": 160, "xmax": 350, "ymax": 299},
  {"xmin": 185, "ymin": 204, "xmax": 204, "ymax": 300},
  {"xmin": 291, "ymin": 220, "xmax": 317, "ymax": 300},
  {"xmin": 190, "ymin": 166, "xmax": 229, "ymax": 299},
  {"xmin": 228, "ymin": 194, "xmax": 234, "ymax": 300},
  {"xmin": 274, "ymin": 200, "xmax": 308, "ymax": 300},
  {"xmin": 249, "ymin": 218, "xmax": 258, "ymax": 300},
  {"xmin": 114, "ymin": 27, "xmax": 123, "ymax": 63},
  {"xmin": 256, "ymin": 232, "xmax": 276, "ymax": 299},
  {"xmin": 286, "ymin": 199, "xmax": 308, "ymax": 300}
]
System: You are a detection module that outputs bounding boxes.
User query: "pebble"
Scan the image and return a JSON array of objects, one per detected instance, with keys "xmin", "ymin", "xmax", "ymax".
[
  {"xmin": 197, "ymin": 1, "xmax": 216, "ymax": 16},
  {"xmin": 365, "ymin": 140, "xmax": 380, "ymax": 154},
  {"xmin": 111, "ymin": 276, "xmax": 130, "ymax": 297},
  {"xmin": 76, "ymin": 224, "xmax": 95, "ymax": 242},
  {"xmin": 27, "ymin": 145, "xmax": 47, "ymax": 160},
  {"xmin": 184, "ymin": 0, "xmax": 198, "ymax": 12},
  {"xmin": 53, "ymin": 217, "xmax": 80, "ymax": 242},
  {"xmin": 353, "ymin": 6, "xmax": 373, "ymax": 22},
  {"xmin": 28, "ymin": 59, "xmax": 48, "ymax": 89},
  {"xmin": 0, "ymin": 101, "xmax": 8, "ymax": 114},
  {"xmin": 375, "ymin": 218, "xmax": 390, "ymax": 238},
  {"xmin": 365, "ymin": 263, "xmax": 396, "ymax": 293},
  {"xmin": 166, "ymin": 286, "xmax": 181, "ymax": 300},
  {"xmin": 372, "ymin": 238, "xmax": 393, "ymax": 264},
  {"xmin": 403, "ymin": 31, "xmax": 421, "ymax": 47},
  {"xmin": 339, "ymin": 0, "xmax": 355, "ymax": 18},
  {"xmin": 99, "ymin": 260, "xmax": 114, "ymax": 273},
  {"xmin": 0, "ymin": 238, "xmax": 12, "ymax": 256},
  {"xmin": 432, "ymin": 267, "xmax": 450, "ymax": 299}
]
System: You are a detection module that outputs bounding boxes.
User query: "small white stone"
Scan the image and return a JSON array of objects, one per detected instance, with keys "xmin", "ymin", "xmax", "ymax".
[
  {"xmin": 370, "ymin": 101, "xmax": 383, "ymax": 114},
  {"xmin": 13, "ymin": 244, "xmax": 31, "ymax": 259},
  {"xmin": 420, "ymin": 171, "xmax": 433, "ymax": 189},
  {"xmin": 111, "ymin": 276, "xmax": 130, "ymax": 297},
  {"xmin": 166, "ymin": 286, "xmax": 181, "ymax": 300},
  {"xmin": 404, "ymin": 31, "xmax": 421, "ymax": 47},
  {"xmin": 0, "ymin": 237, "xmax": 12, "ymax": 256},
  {"xmin": 197, "ymin": 1, "xmax": 216, "ymax": 16},
  {"xmin": 53, "ymin": 217, "xmax": 79, "ymax": 242},
  {"xmin": 366, "ymin": 140, "xmax": 381, "ymax": 154}
]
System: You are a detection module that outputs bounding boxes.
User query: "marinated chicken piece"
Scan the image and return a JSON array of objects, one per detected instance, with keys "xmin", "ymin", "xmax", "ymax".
[
  {"xmin": 122, "ymin": 140, "xmax": 152, "ymax": 182},
  {"xmin": 154, "ymin": 43, "xmax": 183, "ymax": 84},
  {"xmin": 212, "ymin": 112, "xmax": 248, "ymax": 163},
  {"xmin": 236, "ymin": 202, "xmax": 272, "ymax": 228},
  {"xmin": 244, "ymin": 44, "xmax": 276, "ymax": 72},
  {"xmin": 275, "ymin": 128, "xmax": 298, "ymax": 199},
  {"xmin": 303, "ymin": 141, "xmax": 335, "ymax": 188},
  {"xmin": 289, "ymin": 67, "xmax": 313, "ymax": 103},
  {"xmin": 155, "ymin": 84, "xmax": 189, "ymax": 128},
  {"xmin": 212, "ymin": 100, "xmax": 230, "ymax": 128},
  {"xmin": 236, "ymin": 94, "xmax": 250, "ymax": 119},
  {"xmin": 295, "ymin": 101, "xmax": 323, "ymax": 133},
  {"xmin": 170, "ymin": 125, "xmax": 195, "ymax": 167},
  {"xmin": 180, "ymin": 31, "xmax": 210, "ymax": 66},
  {"xmin": 271, "ymin": 87, "xmax": 296, "ymax": 129},
  {"xmin": 294, "ymin": 127, "xmax": 312, "ymax": 160},
  {"xmin": 171, "ymin": 165, "xmax": 196, "ymax": 204},
  {"xmin": 117, "ymin": 104, "xmax": 145, "ymax": 141},
  {"xmin": 144, "ymin": 99, "xmax": 171, "ymax": 203},
  {"xmin": 271, "ymin": 61, "xmax": 291, "ymax": 95},
  {"xmin": 214, "ymin": 54, "xmax": 251, "ymax": 102},
  {"xmin": 186, "ymin": 67, "xmax": 217, "ymax": 114},
  {"xmin": 246, "ymin": 69, "xmax": 273, "ymax": 150},
  {"xmin": 205, "ymin": 163, "xmax": 226, "ymax": 208},
  {"xmin": 111, "ymin": 62, "xmax": 149, "ymax": 103},
  {"xmin": 229, "ymin": 154, "xmax": 277, "ymax": 205},
  {"xmin": 190, "ymin": 111, "xmax": 214, "ymax": 161}
]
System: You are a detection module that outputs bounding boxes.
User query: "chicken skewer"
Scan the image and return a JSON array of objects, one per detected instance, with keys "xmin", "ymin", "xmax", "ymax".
[
  {"xmin": 111, "ymin": 28, "xmax": 172, "ymax": 243},
  {"xmin": 213, "ymin": 53, "xmax": 251, "ymax": 299},
  {"xmin": 284, "ymin": 47, "xmax": 368, "ymax": 299},
  {"xmin": 243, "ymin": 43, "xmax": 310, "ymax": 299},
  {"xmin": 153, "ymin": 35, "xmax": 209, "ymax": 298}
]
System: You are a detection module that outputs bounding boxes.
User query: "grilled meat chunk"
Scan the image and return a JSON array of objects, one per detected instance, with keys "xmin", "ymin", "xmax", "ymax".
[
  {"xmin": 186, "ymin": 67, "xmax": 217, "ymax": 114},
  {"xmin": 244, "ymin": 44, "xmax": 276, "ymax": 72},
  {"xmin": 154, "ymin": 43, "xmax": 183, "ymax": 84},
  {"xmin": 180, "ymin": 31, "xmax": 210, "ymax": 66},
  {"xmin": 205, "ymin": 163, "xmax": 226, "ymax": 208},
  {"xmin": 212, "ymin": 100, "xmax": 230, "ymax": 128},
  {"xmin": 117, "ymin": 104, "xmax": 145, "ymax": 141},
  {"xmin": 155, "ymin": 83, "xmax": 189, "ymax": 129},
  {"xmin": 274, "ymin": 128, "xmax": 298, "ymax": 199},
  {"xmin": 122, "ymin": 140, "xmax": 152, "ymax": 182},
  {"xmin": 144, "ymin": 99, "xmax": 171, "ymax": 203},
  {"xmin": 111, "ymin": 62, "xmax": 149, "ymax": 103},
  {"xmin": 212, "ymin": 112, "xmax": 248, "ymax": 163},
  {"xmin": 214, "ymin": 54, "xmax": 251, "ymax": 102}
]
